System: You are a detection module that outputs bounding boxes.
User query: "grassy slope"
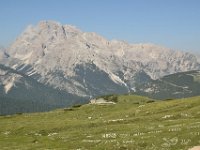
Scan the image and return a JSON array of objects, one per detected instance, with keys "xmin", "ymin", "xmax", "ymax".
[{"xmin": 0, "ymin": 95, "xmax": 200, "ymax": 150}]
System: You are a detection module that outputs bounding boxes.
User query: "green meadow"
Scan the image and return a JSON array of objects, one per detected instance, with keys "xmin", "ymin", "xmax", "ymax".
[{"xmin": 0, "ymin": 95, "xmax": 200, "ymax": 150}]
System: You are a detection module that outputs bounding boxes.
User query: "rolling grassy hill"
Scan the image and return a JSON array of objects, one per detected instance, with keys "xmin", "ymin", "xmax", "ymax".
[{"xmin": 0, "ymin": 95, "xmax": 200, "ymax": 150}]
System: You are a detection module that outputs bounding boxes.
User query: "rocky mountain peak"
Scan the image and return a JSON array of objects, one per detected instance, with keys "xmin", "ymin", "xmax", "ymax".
[
  {"xmin": 3, "ymin": 20, "xmax": 200, "ymax": 98},
  {"xmin": 9, "ymin": 20, "xmax": 81, "ymax": 54}
]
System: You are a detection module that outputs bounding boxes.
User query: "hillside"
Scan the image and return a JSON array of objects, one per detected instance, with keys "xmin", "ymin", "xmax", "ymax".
[
  {"xmin": 135, "ymin": 70, "xmax": 200, "ymax": 99},
  {"xmin": 0, "ymin": 95, "xmax": 200, "ymax": 150},
  {"xmin": 0, "ymin": 64, "xmax": 85, "ymax": 115}
]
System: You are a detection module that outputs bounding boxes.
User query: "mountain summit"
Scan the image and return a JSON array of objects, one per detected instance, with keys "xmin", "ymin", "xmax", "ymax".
[
  {"xmin": 0, "ymin": 20, "xmax": 200, "ymax": 114},
  {"xmin": 5, "ymin": 20, "xmax": 200, "ymax": 97}
]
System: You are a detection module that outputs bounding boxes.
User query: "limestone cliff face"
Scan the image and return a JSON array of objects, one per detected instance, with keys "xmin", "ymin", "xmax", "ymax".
[{"xmin": 2, "ymin": 20, "xmax": 200, "ymax": 98}]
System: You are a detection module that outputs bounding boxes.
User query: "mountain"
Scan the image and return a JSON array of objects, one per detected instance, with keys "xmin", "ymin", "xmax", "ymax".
[
  {"xmin": 0, "ymin": 63, "xmax": 85, "ymax": 115},
  {"xmin": 5, "ymin": 20, "xmax": 200, "ymax": 97},
  {"xmin": 134, "ymin": 70, "xmax": 200, "ymax": 99},
  {"xmin": 0, "ymin": 20, "xmax": 200, "ymax": 114}
]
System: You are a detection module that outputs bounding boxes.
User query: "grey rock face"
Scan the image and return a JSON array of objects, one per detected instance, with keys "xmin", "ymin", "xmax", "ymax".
[
  {"xmin": 0, "ymin": 20, "xmax": 200, "ymax": 114},
  {"xmin": 5, "ymin": 20, "xmax": 200, "ymax": 97}
]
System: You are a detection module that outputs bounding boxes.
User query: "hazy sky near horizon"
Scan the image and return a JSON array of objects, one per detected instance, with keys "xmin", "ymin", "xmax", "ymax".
[{"xmin": 0, "ymin": 0, "xmax": 200, "ymax": 53}]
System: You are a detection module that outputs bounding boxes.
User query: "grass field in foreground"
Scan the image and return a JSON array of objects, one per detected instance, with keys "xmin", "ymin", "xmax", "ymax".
[{"xmin": 0, "ymin": 95, "xmax": 200, "ymax": 150}]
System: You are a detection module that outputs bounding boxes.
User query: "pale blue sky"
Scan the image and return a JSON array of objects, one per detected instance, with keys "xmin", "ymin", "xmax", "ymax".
[{"xmin": 0, "ymin": 0, "xmax": 200, "ymax": 53}]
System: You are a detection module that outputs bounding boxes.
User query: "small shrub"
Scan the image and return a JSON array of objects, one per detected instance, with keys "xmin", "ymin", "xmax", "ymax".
[
  {"xmin": 108, "ymin": 95, "xmax": 118, "ymax": 103},
  {"xmin": 133, "ymin": 102, "xmax": 140, "ymax": 105},
  {"xmin": 146, "ymin": 100, "xmax": 155, "ymax": 103},
  {"xmin": 72, "ymin": 104, "xmax": 82, "ymax": 108},
  {"xmin": 96, "ymin": 94, "xmax": 118, "ymax": 103},
  {"xmin": 16, "ymin": 112, "xmax": 23, "ymax": 115},
  {"xmin": 164, "ymin": 98, "xmax": 174, "ymax": 101},
  {"xmin": 64, "ymin": 108, "xmax": 73, "ymax": 111},
  {"xmin": 119, "ymin": 146, "xmax": 127, "ymax": 150}
]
